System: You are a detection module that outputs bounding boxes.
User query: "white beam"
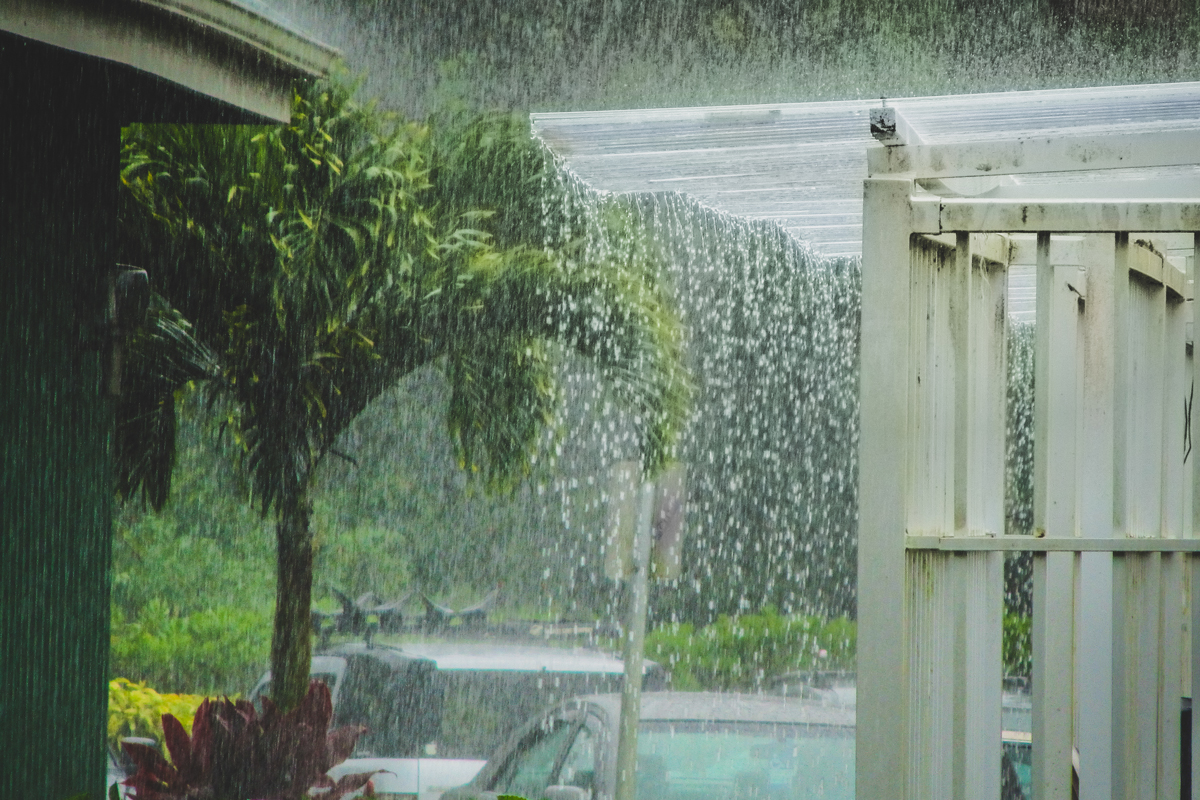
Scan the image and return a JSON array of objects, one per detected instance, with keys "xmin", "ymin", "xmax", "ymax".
[
  {"xmin": 1113, "ymin": 553, "xmax": 1164, "ymax": 799},
  {"xmin": 905, "ymin": 536, "xmax": 1200, "ymax": 552},
  {"xmin": 951, "ymin": 232, "xmax": 1003, "ymax": 800},
  {"xmin": 1160, "ymin": 554, "xmax": 1184, "ymax": 800},
  {"xmin": 868, "ymin": 128, "xmax": 1200, "ymax": 179},
  {"xmin": 913, "ymin": 197, "xmax": 1200, "ymax": 234},
  {"xmin": 905, "ymin": 235, "xmax": 956, "ymax": 800},
  {"xmin": 1160, "ymin": 237, "xmax": 1189, "ymax": 800}
]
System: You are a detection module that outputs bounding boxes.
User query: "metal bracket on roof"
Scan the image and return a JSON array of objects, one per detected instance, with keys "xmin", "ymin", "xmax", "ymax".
[
  {"xmin": 871, "ymin": 107, "xmax": 1019, "ymax": 197},
  {"xmin": 869, "ymin": 105, "xmax": 918, "ymax": 147}
]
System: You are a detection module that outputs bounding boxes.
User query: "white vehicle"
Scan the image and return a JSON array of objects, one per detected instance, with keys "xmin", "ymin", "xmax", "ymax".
[{"xmin": 249, "ymin": 641, "xmax": 665, "ymax": 800}]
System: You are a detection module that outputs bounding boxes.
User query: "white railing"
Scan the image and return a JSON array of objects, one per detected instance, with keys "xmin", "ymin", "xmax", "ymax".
[{"xmin": 858, "ymin": 109, "xmax": 1200, "ymax": 800}]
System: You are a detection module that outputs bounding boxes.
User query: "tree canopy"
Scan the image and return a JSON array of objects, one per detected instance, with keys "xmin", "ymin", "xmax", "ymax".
[{"xmin": 117, "ymin": 75, "xmax": 689, "ymax": 708}]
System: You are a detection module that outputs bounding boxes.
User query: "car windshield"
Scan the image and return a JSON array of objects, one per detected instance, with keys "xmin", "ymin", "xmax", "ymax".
[
  {"xmin": 436, "ymin": 670, "xmax": 627, "ymax": 758},
  {"xmin": 636, "ymin": 720, "xmax": 854, "ymax": 800}
]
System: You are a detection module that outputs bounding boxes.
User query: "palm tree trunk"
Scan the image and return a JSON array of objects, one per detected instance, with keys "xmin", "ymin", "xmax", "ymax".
[{"xmin": 271, "ymin": 485, "xmax": 314, "ymax": 711}]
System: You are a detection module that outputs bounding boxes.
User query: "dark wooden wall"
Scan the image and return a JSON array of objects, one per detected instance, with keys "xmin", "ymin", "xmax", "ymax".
[{"xmin": 0, "ymin": 30, "xmax": 258, "ymax": 799}]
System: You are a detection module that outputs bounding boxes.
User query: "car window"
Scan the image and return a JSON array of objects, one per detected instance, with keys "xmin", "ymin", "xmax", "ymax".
[
  {"xmin": 494, "ymin": 719, "xmax": 577, "ymax": 799},
  {"xmin": 1002, "ymin": 740, "xmax": 1031, "ymax": 800},
  {"xmin": 436, "ymin": 670, "xmax": 623, "ymax": 759},
  {"xmin": 636, "ymin": 720, "xmax": 855, "ymax": 800},
  {"xmin": 557, "ymin": 724, "xmax": 598, "ymax": 798},
  {"xmin": 251, "ymin": 671, "xmax": 339, "ymax": 710},
  {"xmin": 339, "ymin": 658, "xmax": 396, "ymax": 755}
]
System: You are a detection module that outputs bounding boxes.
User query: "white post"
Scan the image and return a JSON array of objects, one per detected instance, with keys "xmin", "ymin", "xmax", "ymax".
[
  {"xmin": 614, "ymin": 481, "xmax": 655, "ymax": 800},
  {"xmin": 1193, "ymin": 232, "xmax": 1200, "ymax": 800},
  {"xmin": 952, "ymin": 232, "xmax": 1003, "ymax": 800},
  {"xmin": 1033, "ymin": 231, "xmax": 1078, "ymax": 800},
  {"xmin": 1159, "ymin": 253, "xmax": 1186, "ymax": 800},
  {"xmin": 857, "ymin": 176, "xmax": 914, "ymax": 800},
  {"xmin": 907, "ymin": 235, "xmax": 957, "ymax": 800},
  {"xmin": 1112, "ymin": 232, "xmax": 1167, "ymax": 800},
  {"xmin": 1076, "ymin": 234, "xmax": 1116, "ymax": 800}
]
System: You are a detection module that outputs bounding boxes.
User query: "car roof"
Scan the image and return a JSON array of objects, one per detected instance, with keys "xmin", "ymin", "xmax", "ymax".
[
  {"xmin": 395, "ymin": 641, "xmax": 633, "ymax": 673},
  {"xmin": 579, "ymin": 691, "xmax": 857, "ymax": 727},
  {"xmin": 319, "ymin": 642, "xmax": 431, "ymax": 669}
]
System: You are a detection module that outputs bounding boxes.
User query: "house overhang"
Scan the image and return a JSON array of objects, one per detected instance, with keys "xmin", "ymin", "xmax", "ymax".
[{"xmin": 1, "ymin": 0, "xmax": 339, "ymax": 121}]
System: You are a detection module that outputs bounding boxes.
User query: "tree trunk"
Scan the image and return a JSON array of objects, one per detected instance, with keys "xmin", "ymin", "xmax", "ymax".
[{"xmin": 271, "ymin": 485, "xmax": 314, "ymax": 711}]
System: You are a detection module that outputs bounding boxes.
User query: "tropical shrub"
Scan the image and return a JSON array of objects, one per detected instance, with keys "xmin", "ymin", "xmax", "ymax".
[
  {"xmin": 118, "ymin": 71, "xmax": 689, "ymax": 711},
  {"xmin": 122, "ymin": 679, "xmax": 373, "ymax": 800},
  {"xmin": 110, "ymin": 601, "xmax": 270, "ymax": 697},
  {"xmin": 108, "ymin": 678, "xmax": 205, "ymax": 751},
  {"xmin": 646, "ymin": 608, "xmax": 855, "ymax": 690}
]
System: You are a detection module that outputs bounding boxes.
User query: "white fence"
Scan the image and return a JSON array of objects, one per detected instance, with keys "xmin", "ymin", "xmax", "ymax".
[{"xmin": 858, "ymin": 109, "xmax": 1200, "ymax": 800}]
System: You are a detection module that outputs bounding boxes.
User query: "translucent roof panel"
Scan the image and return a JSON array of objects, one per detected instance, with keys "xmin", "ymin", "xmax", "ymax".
[{"xmin": 532, "ymin": 81, "xmax": 1200, "ymax": 260}]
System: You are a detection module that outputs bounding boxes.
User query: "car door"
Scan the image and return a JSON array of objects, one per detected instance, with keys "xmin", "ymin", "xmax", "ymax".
[
  {"xmin": 548, "ymin": 715, "xmax": 603, "ymax": 800},
  {"xmin": 486, "ymin": 713, "xmax": 581, "ymax": 799}
]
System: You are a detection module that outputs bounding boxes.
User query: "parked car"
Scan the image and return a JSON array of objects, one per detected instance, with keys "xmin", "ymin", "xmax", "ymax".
[
  {"xmin": 442, "ymin": 691, "xmax": 857, "ymax": 800},
  {"xmin": 768, "ymin": 672, "xmax": 1031, "ymax": 800},
  {"xmin": 107, "ymin": 749, "xmax": 130, "ymax": 799},
  {"xmin": 444, "ymin": 688, "xmax": 1038, "ymax": 800},
  {"xmin": 108, "ymin": 736, "xmax": 157, "ymax": 799},
  {"xmin": 765, "ymin": 670, "xmax": 857, "ymax": 709},
  {"xmin": 249, "ymin": 641, "xmax": 665, "ymax": 800}
]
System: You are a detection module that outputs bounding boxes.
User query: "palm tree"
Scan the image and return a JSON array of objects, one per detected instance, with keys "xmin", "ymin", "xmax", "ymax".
[{"xmin": 117, "ymin": 76, "xmax": 689, "ymax": 710}]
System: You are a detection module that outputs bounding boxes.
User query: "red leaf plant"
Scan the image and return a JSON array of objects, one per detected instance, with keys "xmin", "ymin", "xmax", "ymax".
[{"xmin": 122, "ymin": 679, "xmax": 376, "ymax": 800}]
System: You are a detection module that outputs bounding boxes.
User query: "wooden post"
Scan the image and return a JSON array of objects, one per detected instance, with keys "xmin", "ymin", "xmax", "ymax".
[{"xmin": 858, "ymin": 175, "xmax": 914, "ymax": 800}]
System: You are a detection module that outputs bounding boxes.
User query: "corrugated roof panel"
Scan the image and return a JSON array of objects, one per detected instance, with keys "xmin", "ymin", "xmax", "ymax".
[{"xmin": 533, "ymin": 81, "xmax": 1200, "ymax": 272}]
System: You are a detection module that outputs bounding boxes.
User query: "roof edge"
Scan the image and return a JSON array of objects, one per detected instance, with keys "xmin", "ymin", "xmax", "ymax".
[
  {"xmin": 531, "ymin": 80, "xmax": 1200, "ymax": 128},
  {"xmin": 135, "ymin": 0, "xmax": 338, "ymax": 78},
  {"xmin": 2, "ymin": 0, "xmax": 340, "ymax": 121}
]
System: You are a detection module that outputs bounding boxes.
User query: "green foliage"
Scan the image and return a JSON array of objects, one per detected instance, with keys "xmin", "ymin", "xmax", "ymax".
[
  {"xmin": 116, "ymin": 296, "xmax": 219, "ymax": 510},
  {"xmin": 311, "ymin": 518, "xmax": 412, "ymax": 601},
  {"xmin": 1003, "ymin": 613, "xmax": 1032, "ymax": 678},
  {"xmin": 646, "ymin": 608, "xmax": 855, "ymax": 691},
  {"xmin": 110, "ymin": 602, "xmax": 270, "ymax": 698},
  {"xmin": 121, "ymin": 74, "xmax": 445, "ymax": 513},
  {"xmin": 108, "ymin": 678, "xmax": 206, "ymax": 752},
  {"xmin": 120, "ymin": 72, "xmax": 688, "ymax": 508},
  {"xmin": 119, "ymin": 70, "xmax": 690, "ymax": 707}
]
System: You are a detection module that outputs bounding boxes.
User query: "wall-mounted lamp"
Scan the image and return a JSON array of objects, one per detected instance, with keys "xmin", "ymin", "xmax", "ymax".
[{"xmin": 104, "ymin": 265, "xmax": 149, "ymax": 397}]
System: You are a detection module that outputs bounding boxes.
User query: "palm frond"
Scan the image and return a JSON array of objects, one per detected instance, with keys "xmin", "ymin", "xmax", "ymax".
[
  {"xmin": 428, "ymin": 244, "xmax": 691, "ymax": 483},
  {"xmin": 115, "ymin": 294, "xmax": 219, "ymax": 510}
]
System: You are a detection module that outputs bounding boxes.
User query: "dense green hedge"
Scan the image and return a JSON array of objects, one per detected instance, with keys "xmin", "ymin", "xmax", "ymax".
[
  {"xmin": 646, "ymin": 608, "xmax": 855, "ymax": 691},
  {"xmin": 646, "ymin": 609, "xmax": 1031, "ymax": 690},
  {"xmin": 110, "ymin": 602, "xmax": 270, "ymax": 697}
]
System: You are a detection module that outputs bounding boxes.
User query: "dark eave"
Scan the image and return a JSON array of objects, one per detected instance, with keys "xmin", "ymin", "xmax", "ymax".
[{"xmin": 1, "ymin": 0, "xmax": 339, "ymax": 121}]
